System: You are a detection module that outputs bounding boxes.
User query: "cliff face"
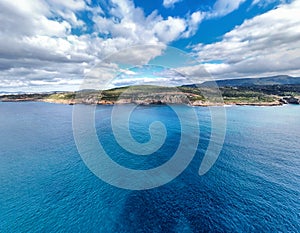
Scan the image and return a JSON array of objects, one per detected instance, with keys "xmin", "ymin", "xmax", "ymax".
[
  {"xmin": 101, "ymin": 93, "xmax": 191, "ymax": 105},
  {"xmin": 121, "ymin": 93, "xmax": 190, "ymax": 105},
  {"xmin": 31, "ymin": 89, "xmax": 193, "ymax": 105}
]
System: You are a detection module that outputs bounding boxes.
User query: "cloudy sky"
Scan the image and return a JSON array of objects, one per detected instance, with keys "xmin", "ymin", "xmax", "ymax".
[{"xmin": 0, "ymin": 0, "xmax": 299, "ymax": 92}]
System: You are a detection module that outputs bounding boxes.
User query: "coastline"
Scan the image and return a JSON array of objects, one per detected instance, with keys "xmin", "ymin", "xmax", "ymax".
[
  {"xmin": 1, "ymin": 84, "xmax": 299, "ymax": 107},
  {"xmin": 0, "ymin": 97, "xmax": 286, "ymax": 107}
]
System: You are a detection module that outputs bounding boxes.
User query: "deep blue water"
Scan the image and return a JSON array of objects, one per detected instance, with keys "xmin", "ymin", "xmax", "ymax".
[{"xmin": 0, "ymin": 102, "xmax": 299, "ymax": 232}]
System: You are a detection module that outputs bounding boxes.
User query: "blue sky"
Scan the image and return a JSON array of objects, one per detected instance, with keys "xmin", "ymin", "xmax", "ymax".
[{"xmin": 0, "ymin": 0, "xmax": 299, "ymax": 92}]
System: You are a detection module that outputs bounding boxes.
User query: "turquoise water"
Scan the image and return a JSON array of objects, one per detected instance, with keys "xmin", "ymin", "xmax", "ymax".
[{"xmin": 0, "ymin": 102, "xmax": 299, "ymax": 232}]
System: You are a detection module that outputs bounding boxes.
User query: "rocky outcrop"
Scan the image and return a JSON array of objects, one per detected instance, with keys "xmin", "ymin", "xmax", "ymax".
[{"xmin": 280, "ymin": 97, "xmax": 300, "ymax": 104}]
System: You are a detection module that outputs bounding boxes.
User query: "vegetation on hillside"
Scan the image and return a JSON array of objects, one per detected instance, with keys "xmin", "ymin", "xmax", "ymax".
[{"xmin": 1, "ymin": 83, "xmax": 300, "ymax": 105}]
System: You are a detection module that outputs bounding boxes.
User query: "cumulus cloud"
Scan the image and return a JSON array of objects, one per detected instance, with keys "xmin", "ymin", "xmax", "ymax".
[
  {"xmin": 0, "ymin": 0, "xmax": 204, "ymax": 91},
  {"xmin": 0, "ymin": 0, "xmax": 297, "ymax": 91},
  {"xmin": 0, "ymin": 0, "xmax": 91, "ymax": 91},
  {"xmin": 106, "ymin": 45, "xmax": 166, "ymax": 65},
  {"xmin": 0, "ymin": 0, "xmax": 71, "ymax": 37},
  {"xmin": 192, "ymin": 0, "xmax": 300, "ymax": 80},
  {"xmin": 93, "ymin": 0, "xmax": 202, "ymax": 44}
]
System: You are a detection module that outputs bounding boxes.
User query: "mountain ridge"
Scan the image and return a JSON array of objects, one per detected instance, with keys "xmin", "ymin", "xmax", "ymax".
[{"xmin": 200, "ymin": 75, "xmax": 300, "ymax": 87}]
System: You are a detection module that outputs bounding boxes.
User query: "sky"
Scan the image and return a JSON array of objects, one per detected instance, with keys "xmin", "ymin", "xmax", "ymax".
[{"xmin": 0, "ymin": 0, "xmax": 300, "ymax": 92}]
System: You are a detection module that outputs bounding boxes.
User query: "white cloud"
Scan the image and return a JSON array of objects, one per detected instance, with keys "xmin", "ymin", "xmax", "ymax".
[
  {"xmin": 192, "ymin": 0, "xmax": 300, "ymax": 80},
  {"xmin": 207, "ymin": 0, "xmax": 246, "ymax": 18},
  {"xmin": 111, "ymin": 67, "xmax": 188, "ymax": 87},
  {"xmin": 1, "ymin": 0, "xmax": 296, "ymax": 92},
  {"xmin": 182, "ymin": 11, "xmax": 205, "ymax": 38},
  {"xmin": 163, "ymin": 0, "xmax": 182, "ymax": 8},
  {"xmin": 0, "ymin": 1, "xmax": 158, "ymax": 91},
  {"xmin": 251, "ymin": 0, "xmax": 289, "ymax": 8},
  {"xmin": 93, "ymin": 1, "xmax": 201, "ymax": 45},
  {"xmin": 0, "ymin": 0, "xmax": 71, "ymax": 37},
  {"xmin": 49, "ymin": 0, "xmax": 87, "ymax": 11},
  {"xmin": 153, "ymin": 17, "xmax": 187, "ymax": 43},
  {"xmin": 106, "ymin": 45, "xmax": 166, "ymax": 65},
  {"xmin": 174, "ymin": 64, "xmax": 213, "ymax": 84},
  {"xmin": 0, "ymin": 0, "xmax": 206, "ymax": 91}
]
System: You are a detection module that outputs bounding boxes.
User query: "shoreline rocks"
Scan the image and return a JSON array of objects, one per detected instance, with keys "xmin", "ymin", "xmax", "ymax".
[{"xmin": 280, "ymin": 96, "xmax": 300, "ymax": 104}]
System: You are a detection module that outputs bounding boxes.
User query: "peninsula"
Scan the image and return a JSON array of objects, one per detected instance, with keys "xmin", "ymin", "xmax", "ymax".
[{"xmin": 1, "ymin": 75, "xmax": 300, "ymax": 106}]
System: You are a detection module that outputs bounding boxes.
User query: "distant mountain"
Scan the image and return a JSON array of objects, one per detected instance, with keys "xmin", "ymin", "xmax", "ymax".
[{"xmin": 201, "ymin": 75, "xmax": 300, "ymax": 87}]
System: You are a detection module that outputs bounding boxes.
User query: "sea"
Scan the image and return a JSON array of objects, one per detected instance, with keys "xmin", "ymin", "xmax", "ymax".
[{"xmin": 0, "ymin": 102, "xmax": 299, "ymax": 232}]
